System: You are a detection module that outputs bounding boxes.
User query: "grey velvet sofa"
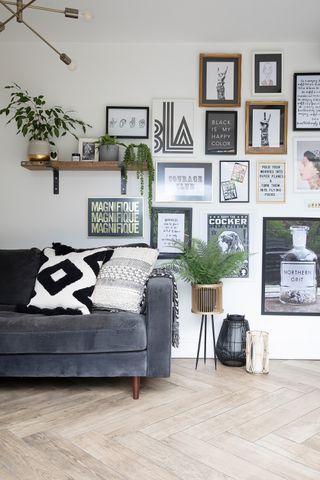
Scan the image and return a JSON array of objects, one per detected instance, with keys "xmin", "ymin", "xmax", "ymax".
[{"xmin": 0, "ymin": 247, "xmax": 173, "ymax": 399}]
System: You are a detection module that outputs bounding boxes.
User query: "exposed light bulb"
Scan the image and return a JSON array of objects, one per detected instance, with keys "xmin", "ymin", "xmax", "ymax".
[
  {"xmin": 67, "ymin": 60, "xmax": 78, "ymax": 71},
  {"xmin": 79, "ymin": 9, "xmax": 94, "ymax": 21}
]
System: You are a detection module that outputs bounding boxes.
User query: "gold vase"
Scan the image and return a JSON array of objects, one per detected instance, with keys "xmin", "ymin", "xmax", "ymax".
[{"xmin": 191, "ymin": 283, "xmax": 223, "ymax": 314}]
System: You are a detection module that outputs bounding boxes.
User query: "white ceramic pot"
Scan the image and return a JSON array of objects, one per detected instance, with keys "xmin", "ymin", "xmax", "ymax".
[{"xmin": 27, "ymin": 140, "xmax": 50, "ymax": 161}]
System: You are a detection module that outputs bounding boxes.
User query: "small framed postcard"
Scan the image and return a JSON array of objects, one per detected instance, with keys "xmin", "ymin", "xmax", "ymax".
[
  {"xmin": 156, "ymin": 162, "xmax": 212, "ymax": 202},
  {"xmin": 245, "ymin": 101, "xmax": 288, "ymax": 154},
  {"xmin": 199, "ymin": 54, "xmax": 241, "ymax": 107},
  {"xmin": 205, "ymin": 111, "xmax": 237, "ymax": 155},
  {"xmin": 150, "ymin": 207, "xmax": 192, "ymax": 258},
  {"xmin": 256, "ymin": 161, "xmax": 286, "ymax": 203},
  {"xmin": 219, "ymin": 160, "xmax": 249, "ymax": 203},
  {"xmin": 293, "ymin": 137, "xmax": 320, "ymax": 192},
  {"xmin": 106, "ymin": 106, "xmax": 149, "ymax": 138},
  {"xmin": 294, "ymin": 73, "xmax": 320, "ymax": 130},
  {"xmin": 253, "ymin": 52, "xmax": 283, "ymax": 95},
  {"xmin": 78, "ymin": 138, "xmax": 98, "ymax": 161}
]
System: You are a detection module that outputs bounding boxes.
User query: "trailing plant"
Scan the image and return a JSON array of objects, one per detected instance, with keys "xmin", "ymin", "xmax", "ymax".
[
  {"xmin": 166, "ymin": 237, "xmax": 248, "ymax": 284},
  {"xmin": 123, "ymin": 143, "xmax": 154, "ymax": 215},
  {"xmin": 0, "ymin": 83, "xmax": 91, "ymax": 145}
]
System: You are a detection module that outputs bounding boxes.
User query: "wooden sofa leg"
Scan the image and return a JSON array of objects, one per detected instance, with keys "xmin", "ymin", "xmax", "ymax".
[{"xmin": 132, "ymin": 376, "xmax": 140, "ymax": 400}]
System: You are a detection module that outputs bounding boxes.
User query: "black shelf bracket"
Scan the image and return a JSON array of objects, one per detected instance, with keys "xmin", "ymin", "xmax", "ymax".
[
  {"xmin": 120, "ymin": 166, "xmax": 127, "ymax": 195},
  {"xmin": 53, "ymin": 168, "xmax": 59, "ymax": 194}
]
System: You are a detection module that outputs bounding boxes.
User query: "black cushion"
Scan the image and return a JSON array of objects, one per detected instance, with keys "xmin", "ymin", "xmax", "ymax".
[
  {"xmin": 0, "ymin": 248, "xmax": 41, "ymax": 306},
  {"xmin": 0, "ymin": 310, "xmax": 147, "ymax": 354}
]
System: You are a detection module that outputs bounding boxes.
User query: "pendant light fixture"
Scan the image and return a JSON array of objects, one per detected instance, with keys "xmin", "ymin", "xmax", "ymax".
[{"xmin": 0, "ymin": 1, "xmax": 93, "ymax": 70}]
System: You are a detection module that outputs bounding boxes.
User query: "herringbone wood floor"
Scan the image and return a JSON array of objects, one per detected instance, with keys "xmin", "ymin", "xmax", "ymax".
[{"xmin": 0, "ymin": 359, "xmax": 320, "ymax": 479}]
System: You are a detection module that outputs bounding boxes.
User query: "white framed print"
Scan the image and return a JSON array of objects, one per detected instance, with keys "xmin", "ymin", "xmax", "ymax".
[
  {"xmin": 294, "ymin": 137, "xmax": 320, "ymax": 192},
  {"xmin": 152, "ymin": 99, "xmax": 195, "ymax": 157},
  {"xmin": 219, "ymin": 160, "xmax": 250, "ymax": 203},
  {"xmin": 256, "ymin": 160, "xmax": 286, "ymax": 203},
  {"xmin": 78, "ymin": 137, "xmax": 98, "ymax": 162},
  {"xmin": 156, "ymin": 162, "xmax": 212, "ymax": 202}
]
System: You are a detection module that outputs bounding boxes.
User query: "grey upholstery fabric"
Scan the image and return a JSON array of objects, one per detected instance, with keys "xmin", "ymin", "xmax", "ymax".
[
  {"xmin": 0, "ymin": 311, "xmax": 146, "ymax": 354},
  {"xmin": 0, "ymin": 248, "xmax": 41, "ymax": 305}
]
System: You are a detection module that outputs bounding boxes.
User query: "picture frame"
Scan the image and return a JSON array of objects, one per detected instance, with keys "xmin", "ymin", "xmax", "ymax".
[
  {"xmin": 152, "ymin": 99, "xmax": 195, "ymax": 156},
  {"xmin": 256, "ymin": 160, "xmax": 286, "ymax": 203},
  {"xmin": 156, "ymin": 162, "xmax": 212, "ymax": 202},
  {"xmin": 293, "ymin": 73, "xmax": 320, "ymax": 131},
  {"xmin": 150, "ymin": 207, "xmax": 192, "ymax": 259},
  {"xmin": 219, "ymin": 160, "xmax": 249, "ymax": 203},
  {"xmin": 78, "ymin": 138, "xmax": 99, "ymax": 162},
  {"xmin": 88, "ymin": 197, "xmax": 143, "ymax": 237},
  {"xmin": 252, "ymin": 52, "xmax": 283, "ymax": 95},
  {"xmin": 207, "ymin": 213, "xmax": 249, "ymax": 278},
  {"xmin": 199, "ymin": 53, "xmax": 241, "ymax": 108},
  {"xmin": 293, "ymin": 137, "xmax": 320, "ymax": 192},
  {"xmin": 262, "ymin": 217, "xmax": 320, "ymax": 315},
  {"xmin": 106, "ymin": 106, "xmax": 149, "ymax": 138},
  {"xmin": 245, "ymin": 101, "xmax": 288, "ymax": 154},
  {"xmin": 205, "ymin": 111, "xmax": 237, "ymax": 155}
]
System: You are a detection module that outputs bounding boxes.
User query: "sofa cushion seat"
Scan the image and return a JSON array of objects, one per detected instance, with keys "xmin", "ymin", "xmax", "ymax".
[{"xmin": 0, "ymin": 311, "xmax": 147, "ymax": 354}]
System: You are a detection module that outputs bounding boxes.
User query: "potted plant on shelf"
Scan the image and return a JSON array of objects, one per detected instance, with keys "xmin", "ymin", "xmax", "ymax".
[
  {"xmin": 95, "ymin": 134, "xmax": 123, "ymax": 162},
  {"xmin": 167, "ymin": 237, "xmax": 248, "ymax": 313},
  {"xmin": 0, "ymin": 82, "xmax": 91, "ymax": 161}
]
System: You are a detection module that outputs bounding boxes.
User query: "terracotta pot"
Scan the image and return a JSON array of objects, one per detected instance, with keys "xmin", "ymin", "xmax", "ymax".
[
  {"xmin": 191, "ymin": 283, "xmax": 223, "ymax": 314},
  {"xmin": 27, "ymin": 140, "xmax": 50, "ymax": 161}
]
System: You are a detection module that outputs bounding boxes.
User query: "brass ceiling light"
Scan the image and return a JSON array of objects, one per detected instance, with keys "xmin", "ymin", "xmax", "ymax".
[{"xmin": 0, "ymin": 1, "xmax": 93, "ymax": 70}]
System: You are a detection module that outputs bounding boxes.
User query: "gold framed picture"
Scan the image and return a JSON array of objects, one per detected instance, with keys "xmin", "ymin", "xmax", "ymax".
[{"xmin": 256, "ymin": 160, "xmax": 286, "ymax": 203}]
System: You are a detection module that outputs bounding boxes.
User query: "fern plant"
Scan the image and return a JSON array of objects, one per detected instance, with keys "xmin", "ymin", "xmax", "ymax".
[{"xmin": 166, "ymin": 237, "xmax": 248, "ymax": 284}]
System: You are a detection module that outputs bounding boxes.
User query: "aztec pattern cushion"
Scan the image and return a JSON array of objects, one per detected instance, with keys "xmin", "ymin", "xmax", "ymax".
[
  {"xmin": 92, "ymin": 247, "xmax": 159, "ymax": 313},
  {"xmin": 27, "ymin": 247, "xmax": 111, "ymax": 315}
]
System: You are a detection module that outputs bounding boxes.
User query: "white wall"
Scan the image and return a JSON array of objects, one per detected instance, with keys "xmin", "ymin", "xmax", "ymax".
[{"xmin": 1, "ymin": 41, "xmax": 320, "ymax": 359}]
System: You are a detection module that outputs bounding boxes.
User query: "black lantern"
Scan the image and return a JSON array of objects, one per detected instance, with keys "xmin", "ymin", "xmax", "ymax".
[{"xmin": 216, "ymin": 314, "xmax": 250, "ymax": 367}]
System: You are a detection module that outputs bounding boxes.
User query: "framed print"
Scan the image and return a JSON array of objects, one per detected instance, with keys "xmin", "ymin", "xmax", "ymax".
[
  {"xmin": 219, "ymin": 160, "xmax": 249, "ymax": 203},
  {"xmin": 78, "ymin": 138, "xmax": 98, "ymax": 162},
  {"xmin": 150, "ymin": 207, "xmax": 192, "ymax": 258},
  {"xmin": 294, "ymin": 73, "xmax": 320, "ymax": 131},
  {"xmin": 256, "ymin": 161, "xmax": 286, "ymax": 203},
  {"xmin": 294, "ymin": 138, "xmax": 320, "ymax": 192},
  {"xmin": 106, "ymin": 106, "xmax": 149, "ymax": 138},
  {"xmin": 88, "ymin": 197, "xmax": 143, "ymax": 237},
  {"xmin": 199, "ymin": 54, "xmax": 241, "ymax": 107},
  {"xmin": 156, "ymin": 162, "xmax": 212, "ymax": 202},
  {"xmin": 262, "ymin": 217, "xmax": 320, "ymax": 315},
  {"xmin": 152, "ymin": 99, "xmax": 194, "ymax": 156},
  {"xmin": 207, "ymin": 214, "xmax": 249, "ymax": 278},
  {"xmin": 253, "ymin": 52, "xmax": 282, "ymax": 95},
  {"xmin": 205, "ymin": 111, "xmax": 237, "ymax": 155},
  {"xmin": 245, "ymin": 101, "xmax": 288, "ymax": 154}
]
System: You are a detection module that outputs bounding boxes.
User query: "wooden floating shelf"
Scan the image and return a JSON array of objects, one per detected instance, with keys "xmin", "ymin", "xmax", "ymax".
[{"xmin": 21, "ymin": 160, "xmax": 147, "ymax": 171}]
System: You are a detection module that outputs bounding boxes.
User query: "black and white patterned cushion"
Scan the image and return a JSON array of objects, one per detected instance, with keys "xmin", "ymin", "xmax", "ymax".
[
  {"xmin": 27, "ymin": 247, "xmax": 111, "ymax": 315},
  {"xmin": 92, "ymin": 247, "xmax": 159, "ymax": 313}
]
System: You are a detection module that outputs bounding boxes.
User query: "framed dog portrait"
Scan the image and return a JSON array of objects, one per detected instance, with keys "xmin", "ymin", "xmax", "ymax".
[
  {"xmin": 207, "ymin": 213, "xmax": 249, "ymax": 278},
  {"xmin": 253, "ymin": 52, "xmax": 283, "ymax": 95},
  {"xmin": 245, "ymin": 101, "xmax": 288, "ymax": 154},
  {"xmin": 199, "ymin": 54, "xmax": 241, "ymax": 107}
]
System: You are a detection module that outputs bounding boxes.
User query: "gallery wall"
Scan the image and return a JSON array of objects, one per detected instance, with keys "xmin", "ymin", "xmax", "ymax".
[{"xmin": 1, "ymin": 40, "xmax": 320, "ymax": 359}]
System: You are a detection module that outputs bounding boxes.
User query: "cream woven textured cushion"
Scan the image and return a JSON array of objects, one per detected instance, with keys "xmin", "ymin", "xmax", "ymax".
[{"xmin": 92, "ymin": 247, "xmax": 159, "ymax": 313}]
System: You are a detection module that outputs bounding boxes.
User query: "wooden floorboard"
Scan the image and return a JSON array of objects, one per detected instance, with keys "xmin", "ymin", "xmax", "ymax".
[{"xmin": 0, "ymin": 359, "xmax": 319, "ymax": 479}]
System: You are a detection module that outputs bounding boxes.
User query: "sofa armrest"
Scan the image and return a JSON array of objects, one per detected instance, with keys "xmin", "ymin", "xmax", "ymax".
[{"xmin": 146, "ymin": 276, "xmax": 172, "ymax": 377}]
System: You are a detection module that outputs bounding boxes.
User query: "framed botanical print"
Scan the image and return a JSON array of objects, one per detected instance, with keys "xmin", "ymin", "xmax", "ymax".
[
  {"xmin": 205, "ymin": 111, "xmax": 237, "ymax": 155},
  {"xmin": 256, "ymin": 161, "xmax": 286, "ymax": 203},
  {"xmin": 156, "ymin": 162, "xmax": 212, "ymax": 202},
  {"xmin": 253, "ymin": 52, "xmax": 283, "ymax": 95},
  {"xmin": 150, "ymin": 207, "xmax": 192, "ymax": 258},
  {"xmin": 219, "ymin": 160, "xmax": 249, "ymax": 203},
  {"xmin": 106, "ymin": 106, "xmax": 149, "ymax": 138},
  {"xmin": 245, "ymin": 101, "xmax": 288, "ymax": 154},
  {"xmin": 294, "ymin": 73, "xmax": 320, "ymax": 130},
  {"xmin": 293, "ymin": 137, "xmax": 320, "ymax": 192},
  {"xmin": 199, "ymin": 54, "xmax": 241, "ymax": 107}
]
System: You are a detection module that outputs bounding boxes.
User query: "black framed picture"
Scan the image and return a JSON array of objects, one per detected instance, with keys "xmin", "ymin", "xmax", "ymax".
[
  {"xmin": 245, "ymin": 101, "xmax": 288, "ymax": 154},
  {"xmin": 207, "ymin": 214, "xmax": 249, "ymax": 278},
  {"xmin": 205, "ymin": 111, "xmax": 237, "ymax": 155},
  {"xmin": 199, "ymin": 54, "xmax": 241, "ymax": 107},
  {"xmin": 293, "ymin": 73, "xmax": 320, "ymax": 131},
  {"xmin": 253, "ymin": 52, "xmax": 282, "ymax": 95},
  {"xmin": 88, "ymin": 197, "xmax": 143, "ymax": 237},
  {"xmin": 106, "ymin": 106, "xmax": 149, "ymax": 138},
  {"xmin": 156, "ymin": 162, "xmax": 213, "ymax": 202},
  {"xmin": 219, "ymin": 160, "xmax": 249, "ymax": 203},
  {"xmin": 262, "ymin": 217, "xmax": 320, "ymax": 315},
  {"xmin": 150, "ymin": 207, "xmax": 192, "ymax": 259}
]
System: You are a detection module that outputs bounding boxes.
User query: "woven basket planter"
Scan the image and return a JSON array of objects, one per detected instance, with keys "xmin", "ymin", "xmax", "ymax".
[{"xmin": 191, "ymin": 283, "xmax": 223, "ymax": 314}]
